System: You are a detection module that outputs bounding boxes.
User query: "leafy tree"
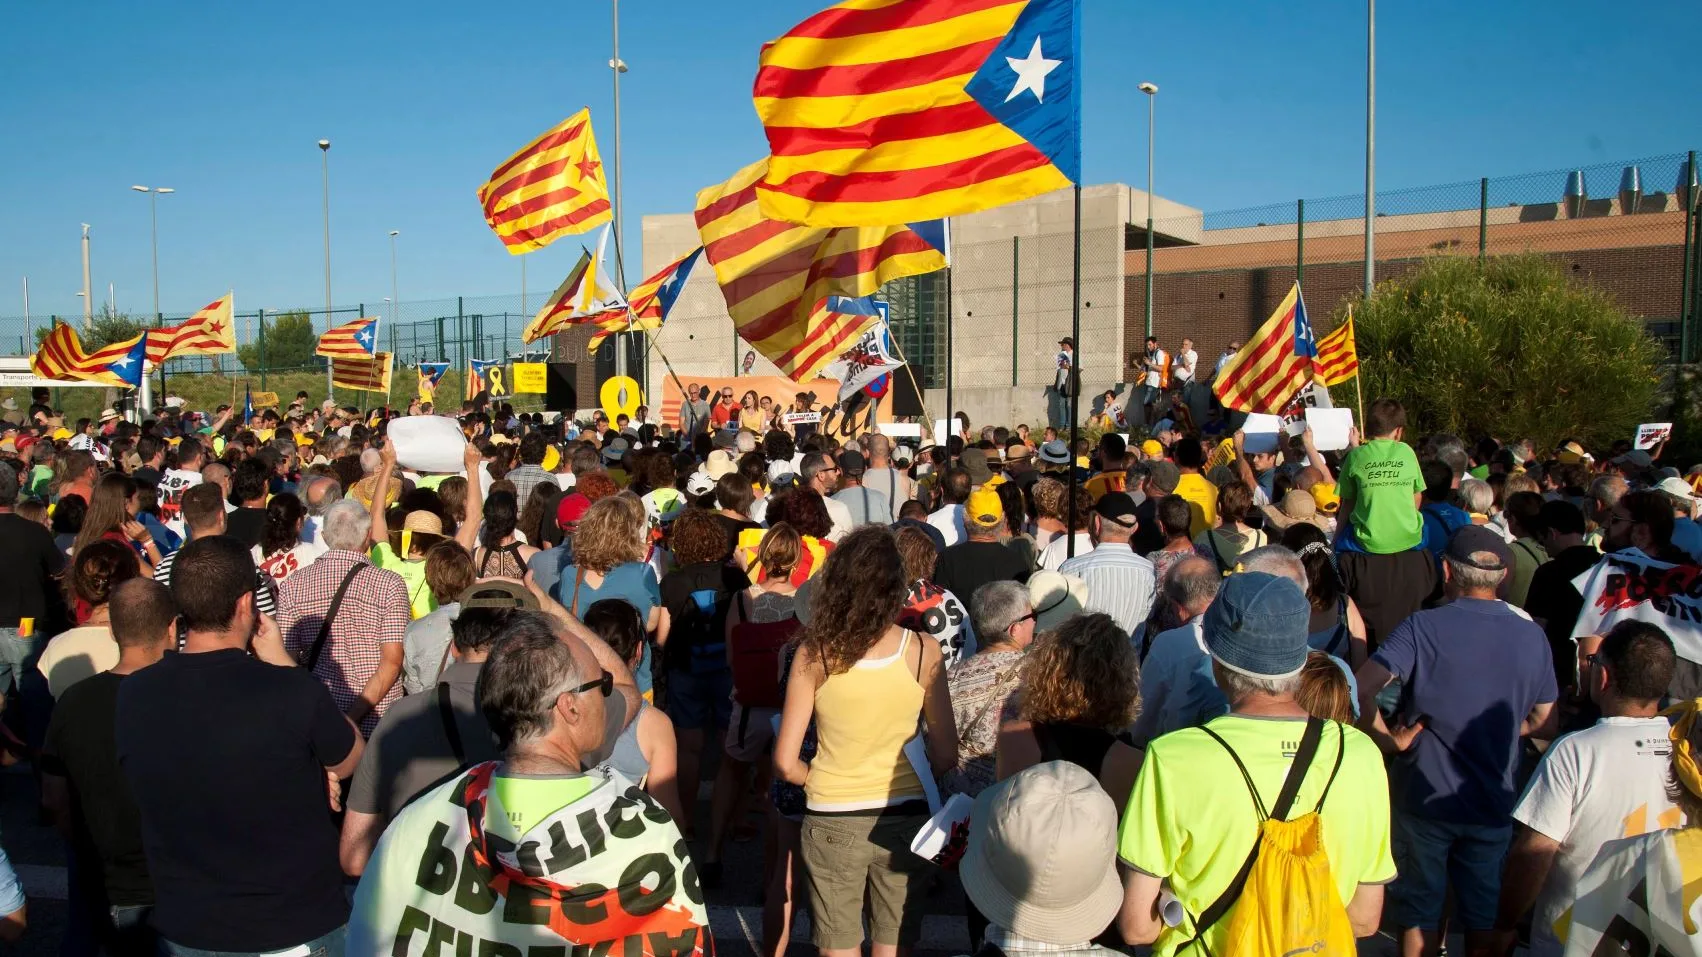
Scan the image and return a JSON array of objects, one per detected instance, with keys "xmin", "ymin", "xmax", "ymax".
[
  {"xmin": 237, "ymin": 311, "xmax": 321, "ymax": 372},
  {"xmin": 33, "ymin": 305, "xmax": 147, "ymax": 350},
  {"xmin": 1330, "ymin": 253, "xmax": 1662, "ymax": 451}
]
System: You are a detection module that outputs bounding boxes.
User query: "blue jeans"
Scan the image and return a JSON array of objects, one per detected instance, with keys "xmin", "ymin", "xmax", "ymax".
[
  {"xmin": 161, "ymin": 926, "xmax": 344, "ymax": 957},
  {"xmin": 1046, "ymin": 388, "xmax": 1070, "ymax": 429},
  {"xmin": 0, "ymin": 628, "xmax": 34, "ymax": 697},
  {"xmin": 1386, "ymin": 814, "xmax": 1512, "ymax": 931},
  {"xmin": 105, "ymin": 904, "xmax": 156, "ymax": 957}
]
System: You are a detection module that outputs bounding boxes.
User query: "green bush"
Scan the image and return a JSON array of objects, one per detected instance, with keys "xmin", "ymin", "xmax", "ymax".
[{"xmin": 1328, "ymin": 254, "xmax": 1663, "ymax": 450}]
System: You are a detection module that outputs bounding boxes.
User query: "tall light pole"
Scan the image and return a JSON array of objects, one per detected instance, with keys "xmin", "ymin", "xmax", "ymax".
[
  {"xmin": 319, "ymin": 139, "xmax": 333, "ymax": 400},
  {"xmin": 1139, "ymin": 82, "xmax": 1158, "ymax": 341},
  {"xmin": 610, "ymin": 0, "xmax": 630, "ymax": 382},
  {"xmin": 388, "ymin": 230, "xmax": 400, "ymax": 330},
  {"xmin": 129, "ymin": 186, "xmax": 174, "ymax": 324},
  {"xmin": 79, "ymin": 224, "xmax": 93, "ymax": 329},
  {"xmin": 1363, "ymin": 0, "xmax": 1376, "ymax": 299}
]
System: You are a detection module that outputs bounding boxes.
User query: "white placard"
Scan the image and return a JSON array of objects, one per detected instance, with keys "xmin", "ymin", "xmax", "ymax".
[
  {"xmin": 878, "ymin": 422, "xmax": 923, "ymax": 439},
  {"xmin": 932, "ymin": 419, "xmax": 950, "ymax": 449},
  {"xmin": 1635, "ymin": 423, "xmax": 1673, "ymax": 451},
  {"xmin": 1241, "ymin": 413, "xmax": 1283, "ymax": 454},
  {"xmin": 1305, "ymin": 408, "xmax": 1356, "ymax": 451},
  {"xmin": 386, "ymin": 415, "xmax": 468, "ymax": 474},
  {"xmin": 782, "ymin": 411, "xmax": 821, "ymax": 425}
]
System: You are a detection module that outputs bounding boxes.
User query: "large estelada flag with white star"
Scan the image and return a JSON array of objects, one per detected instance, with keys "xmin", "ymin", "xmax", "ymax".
[
  {"xmin": 146, "ymin": 293, "xmax": 235, "ymax": 364},
  {"xmin": 753, "ymin": 0, "xmax": 1081, "ymax": 227},
  {"xmin": 31, "ymin": 323, "xmax": 148, "ymax": 388},
  {"xmin": 316, "ymin": 316, "xmax": 379, "ymax": 359}
]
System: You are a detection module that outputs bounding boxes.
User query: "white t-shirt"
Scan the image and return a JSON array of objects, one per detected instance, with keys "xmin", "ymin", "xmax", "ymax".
[
  {"xmin": 1037, "ymin": 532, "xmax": 1096, "ymax": 571},
  {"xmin": 37, "ymin": 625, "xmax": 118, "ymax": 699},
  {"xmin": 1144, "ymin": 349, "xmax": 1168, "ymax": 388},
  {"xmin": 927, "ymin": 504, "xmax": 965, "ymax": 547},
  {"xmin": 155, "ymin": 468, "xmax": 203, "ymax": 518},
  {"xmin": 1512, "ymin": 715, "xmax": 1681, "ymax": 956},
  {"xmin": 254, "ymin": 542, "xmax": 322, "ymax": 588},
  {"xmin": 821, "ymin": 494, "xmax": 854, "ymax": 543},
  {"xmin": 1174, "ymin": 348, "xmax": 1198, "ymax": 383}
]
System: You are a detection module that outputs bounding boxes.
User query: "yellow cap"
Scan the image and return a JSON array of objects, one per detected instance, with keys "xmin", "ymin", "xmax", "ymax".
[
  {"xmin": 542, "ymin": 445, "xmax": 561, "ymax": 472},
  {"xmin": 51, "ymin": 427, "xmax": 71, "ymax": 441},
  {"xmin": 1141, "ymin": 439, "xmax": 1164, "ymax": 457},
  {"xmin": 294, "ymin": 432, "xmax": 316, "ymax": 447},
  {"xmin": 966, "ymin": 487, "xmax": 1005, "ymax": 526},
  {"xmin": 1311, "ymin": 481, "xmax": 1341, "ymax": 514}
]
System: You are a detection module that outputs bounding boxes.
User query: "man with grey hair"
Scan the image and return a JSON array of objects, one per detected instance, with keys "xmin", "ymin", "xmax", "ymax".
[
  {"xmin": 1117, "ymin": 571, "xmax": 1394, "ymax": 952},
  {"xmin": 278, "ymin": 498, "xmax": 410, "ymax": 735},
  {"xmin": 1060, "ymin": 492, "xmax": 1156, "ymax": 636},
  {"xmin": 803, "ymin": 450, "xmax": 854, "ymax": 541},
  {"xmin": 1129, "ymin": 556, "xmax": 1223, "ymax": 748},
  {"xmin": 346, "ymin": 611, "xmax": 711, "ymax": 952},
  {"xmin": 946, "ymin": 581, "xmax": 1036, "ymax": 797},
  {"xmin": 296, "ymin": 473, "xmax": 342, "ymax": 557},
  {"xmin": 1353, "ymin": 525, "xmax": 1557, "ymax": 957}
]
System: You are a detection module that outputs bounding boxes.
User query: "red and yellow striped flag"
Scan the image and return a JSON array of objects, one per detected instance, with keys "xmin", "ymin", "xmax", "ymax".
[
  {"xmin": 478, "ymin": 108, "xmax": 612, "ymax": 254},
  {"xmin": 316, "ymin": 316, "xmax": 378, "ymax": 359},
  {"xmin": 31, "ymin": 323, "xmax": 149, "ymax": 386},
  {"xmin": 1314, "ymin": 312, "xmax": 1360, "ymax": 386},
  {"xmin": 330, "ymin": 352, "xmax": 393, "ymax": 393},
  {"xmin": 147, "ymin": 294, "xmax": 235, "ymax": 363},
  {"xmin": 1212, "ymin": 282, "xmax": 1319, "ymax": 414},
  {"xmin": 694, "ymin": 159, "xmax": 946, "ymax": 381}
]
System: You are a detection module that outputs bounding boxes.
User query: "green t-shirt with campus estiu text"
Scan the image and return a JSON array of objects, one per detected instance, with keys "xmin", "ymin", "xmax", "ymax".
[
  {"xmin": 1118, "ymin": 716, "xmax": 1397, "ymax": 957},
  {"xmin": 1338, "ymin": 437, "xmax": 1424, "ymax": 553}
]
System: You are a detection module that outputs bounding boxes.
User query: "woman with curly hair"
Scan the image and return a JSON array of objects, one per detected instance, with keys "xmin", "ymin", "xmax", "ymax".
[
  {"xmin": 657, "ymin": 507, "xmax": 749, "ymax": 842},
  {"xmin": 774, "ymin": 526, "xmax": 957, "ymax": 957},
  {"xmin": 555, "ymin": 493, "xmax": 670, "ymax": 700},
  {"xmin": 254, "ymin": 492, "xmax": 317, "ymax": 588},
  {"xmin": 996, "ymin": 612, "xmax": 1143, "ymax": 809},
  {"xmin": 36, "ymin": 540, "xmax": 140, "ymax": 698}
]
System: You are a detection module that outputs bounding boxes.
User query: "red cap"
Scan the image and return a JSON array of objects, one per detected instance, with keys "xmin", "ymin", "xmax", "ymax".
[{"xmin": 556, "ymin": 492, "xmax": 592, "ymax": 530}]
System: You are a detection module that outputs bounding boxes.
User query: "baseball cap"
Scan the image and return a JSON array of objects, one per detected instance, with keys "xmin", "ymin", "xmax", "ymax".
[
  {"xmin": 1058, "ymin": 336, "xmax": 1075, "ymax": 348},
  {"xmin": 1658, "ymin": 475, "xmax": 1697, "ymax": 504},
  {"xmin": 1446, "ymin": 525, "xmax": 1511, "ymax": 571},
  {"xmin": 556, "ymin": 492, "xmax": 592, "ymax": 530},
  {"xmin": 839, "ymin": 449, "xmax": 867, "ymax": 475},
  {"xmin": 685, "ymin": 471, "xmax": 716, "ymax": 497},
  {"xmin": 1310, "ymin": 482, "xmax": 1341, "ymax": 514},
  {"xmin": 966, "ymin": 487, "xmax": 1004, "ymax": 526},
  {"xmin": 1614, "ymin": 450, "xmax": 1654, "ymax": 469},
  {"xmin": 1037, "ymin": 440, "xmax": 1070, "ymax": 466},
  {"xmin": 959, "ymin": 762, "xmax": 1122, "ymax": 945},
  {"xmin": 1144, "ymin": 460, "xmax": 1180, "ymax": 494},
  {"xmin": 1202, "ymin": 571, "xmax": 1311, "ymax": 679},
  {"xmin": 1140, "ymin": 439, "xmax": 1164, "ymax": 457},
  {"xmin": 768, "ymin": 459, "xmax": 797, "ymax": 487},
  {"xmin": 1093, "ymin": 492, "xmax": 1138, "ymax": 527}
]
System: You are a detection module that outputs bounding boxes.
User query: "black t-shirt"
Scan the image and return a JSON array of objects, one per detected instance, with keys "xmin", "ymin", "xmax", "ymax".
[
  {"xmin": 41, "ymin": 672, "xmax": 152, "ymax": 905},
  {"xmin": 713, "ymin": 513, "xmax": 762, "ymax": 557},
  {"xmin": 658, "ymin": 560, "xmax": 751, "ymax": 673},
  {"xmin": 116, "ymin": 648, "xmax": 357, "ymax": 950},
  {"xmin": 131, "ymin": 466, "xmax": 162, "ymax": 493},
  {"xmin": 0, "ymin": 512, "xmax": 68, "ymax": 631},
  {"xmin": 1132, "ymin": 495, "xmax": 1163, "ymax": 555},
  {"xmin": 934, "ymin": 540, "xmax": 1030, "ymax": 606},
  {"xmin": 1524, "ymin": 544, "xmax": 1606, "ymax": 688},
  {"xmin": 224, "ymin": 507, "xmax": 266, "ymax": 549}
]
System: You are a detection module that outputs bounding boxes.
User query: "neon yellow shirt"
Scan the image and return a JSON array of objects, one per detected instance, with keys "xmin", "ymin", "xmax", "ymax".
[
  {"xmin": 1119, "ymin": 716, "xmax": 1396, "ymax": 957},
  {"xmin": 369, "ymin": 542, "xmax": 436, "ymax": 620}
]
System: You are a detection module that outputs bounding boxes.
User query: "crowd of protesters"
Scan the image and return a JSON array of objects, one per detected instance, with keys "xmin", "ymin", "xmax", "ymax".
[{"xmin": 0, "ymin": 377, "xmax": 1699, "ymax": 956}]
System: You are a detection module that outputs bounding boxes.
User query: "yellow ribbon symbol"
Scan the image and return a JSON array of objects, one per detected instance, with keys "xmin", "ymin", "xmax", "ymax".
[
  {"xmin": 600, "ymin": 376, "xmax": 644, "ymax": 422},
  {"xmin": 487, "ymin": 366, "xmax": 509, "ymax": 397}
]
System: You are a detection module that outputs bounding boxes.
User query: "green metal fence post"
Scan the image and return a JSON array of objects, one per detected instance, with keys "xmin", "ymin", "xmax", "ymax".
[
  {"xmin": 1296, "ymin": 199, "xmax": 1305, "ymax": 288},
  {"xmin": 1010, "ymin": 235, "xmax": 1020, "ymax": 387},
  {"xmin": 1479, "ymin": 177, "xmax": 1490, "ymax": 261},
  {"xmin": 257, "ymin": 308, "xmax": 268, "ymax": 390},
  {"xmin": 456, "ymin": 298, "xmax": 465, "ymax": 374}
]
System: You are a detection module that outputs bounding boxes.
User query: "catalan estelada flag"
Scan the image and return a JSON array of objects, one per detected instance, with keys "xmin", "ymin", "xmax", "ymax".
[
  {"xmin": 1212, "ymin": 282, "xmax": 1318, "ymax": 414},
  {"xmin": 147, "ymin": 293, "xmax": 235, "ymax": 364},
  {"xmin": 478, "ymin": 108, "xmax": 612, "ymax": 254},
  {"xmin": 753, "ymin": 0, "xmax": 1081, "ymax": 227},
  {"xmin": 317, "ymin": 316, "xmax": 378, "ymax": 359},
  {"xmin": 589, "ymin": 247, "xmax": 704, "ymax": 354},
  {"xmin": 1314, "ymin": 311, "xmax": 1360, "ymax": 386},
  {"xmin": 695, "ymin": 159, "xmax": 947, "ymax": 381},
  {"xmin": 31, "ymin": 323, "xmax": 149, "ymax": 388},
  {"xmin": 330, "ymin": 352, "xmax": 393, "ymax": 393},
  {"xmin": 417, "ymin": 362, "xmax": 449, "ymax": 404},
  {"xmin": 523, "ymin": 226, "xmax": 628, "ymax": 344},
  {"xmin": 466, "ymin": 359, "xmax": 500, "ymax": 401}
]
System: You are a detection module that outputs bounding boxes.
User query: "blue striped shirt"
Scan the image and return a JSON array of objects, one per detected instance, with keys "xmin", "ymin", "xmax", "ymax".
[{"xmin": 1058, "ymin": 543, "xmax": 1156, "ymax": 637}]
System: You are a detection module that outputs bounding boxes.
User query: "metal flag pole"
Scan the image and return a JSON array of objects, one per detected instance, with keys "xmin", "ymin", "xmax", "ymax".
[
  {"xmin": 1067, "ymin": 184, "xmax": 1082, "ymax": 559},
  {"xmin": 1363, "ymin": 0, "xmax": 1376, "ymax": 299},
  {"xmin": 609, "ymin": 0, "xmax": 633, "ymax": 388},
  {"xmin": 320, "ymin": 139, "xmax": 334, "ymax": 402}
]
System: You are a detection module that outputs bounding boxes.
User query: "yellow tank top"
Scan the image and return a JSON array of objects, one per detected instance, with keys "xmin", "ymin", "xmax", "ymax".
[{"xmin": 805, "ymin": 630, "xmax": 927, "ymax": 812}]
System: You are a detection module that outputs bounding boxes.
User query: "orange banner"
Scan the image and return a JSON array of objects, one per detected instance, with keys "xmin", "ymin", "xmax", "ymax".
[{"xmin": 659, "ymin": 375, "xmax": 892, "ymax": 440}]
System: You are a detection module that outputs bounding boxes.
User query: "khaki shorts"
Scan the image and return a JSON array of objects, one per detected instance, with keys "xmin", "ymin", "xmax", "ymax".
[
  {"xmin": 799, "ymin": 809, "xmax": 934, "ymax": 949},
  {"xmin": 723, "ymin": 702, "xmax": 778, "ymax": 764}
]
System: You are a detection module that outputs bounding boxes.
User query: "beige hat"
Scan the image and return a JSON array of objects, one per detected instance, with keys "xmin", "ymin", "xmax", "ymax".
[
  {"xmin": 402, "ymin": 510, "xmax": 445, "ymax": 535},
  {"xmin": 1260, "ymin": 488, "xmax": 1330, "ymax": 532},
  {"xmin": 959, "ymin": 761, "xmax": 1123, "ymax": 944},
  {"xmin": 705, "ymin": 448, "xmax": 737, "ymax": 480},
  {"xmin": 1027, "ymin": 571, "xmax": 1088, "ymax": 634}
]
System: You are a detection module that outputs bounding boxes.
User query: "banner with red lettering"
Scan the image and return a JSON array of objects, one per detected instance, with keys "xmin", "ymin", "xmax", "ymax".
[{"xmin": 1572, "ymin": 549, "xmax": 1702, "ymax": 662}]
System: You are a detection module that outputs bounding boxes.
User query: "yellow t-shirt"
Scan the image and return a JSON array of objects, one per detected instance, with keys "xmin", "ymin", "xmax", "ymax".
[
  {"xmin": 1083, "ymin": 470, "xmax": 1128, "ymax": 503},
  {"xmin": 369, "ymin": 542, "xmax": 436, "ymax": 620},
  {"xmin": 1173, "ymin": 472, "xmax": 1219, "ymax": 539},
  {"xmin": 1118, "ymin": 716, "xmax": 1396, "ymax": 957}
]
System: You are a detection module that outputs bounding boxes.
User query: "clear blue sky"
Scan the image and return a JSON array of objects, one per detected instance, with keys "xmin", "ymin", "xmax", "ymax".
[{"xmin": 2, "ymin": 0, "xmax": 1696, "ymax": 321}]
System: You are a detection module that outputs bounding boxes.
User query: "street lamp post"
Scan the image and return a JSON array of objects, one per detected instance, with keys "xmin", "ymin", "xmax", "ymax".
[
  {"xmin": 1364, "ymin": 0, "xmax": 1376, "ymax": 299},
  {"xmin": 131, "ymin": 185, "xmax": 173, "ymax": 411},
  {"xmin": 319, "ymin": 139, "xmax": 333, "ymax": 400},
  {"xmin": 1139, "ymin": 82, "xmax": 1158, "ymax": 341},
  {"xmin": 609, "ymin": 0, "xmax": 631, "ymax": 384},
  {"xmin": 389, "ymin": 230, "xmax": 400, "ymax": 330}
]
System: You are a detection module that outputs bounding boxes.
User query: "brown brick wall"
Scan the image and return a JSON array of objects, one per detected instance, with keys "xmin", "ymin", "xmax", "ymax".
[{"xmin": 1125, "ymin": 244, "xmax": 1687, "ymax": 367}]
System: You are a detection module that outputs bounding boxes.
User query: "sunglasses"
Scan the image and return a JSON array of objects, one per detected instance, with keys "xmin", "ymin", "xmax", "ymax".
[
  {"xmin": 1010, "ymin": 611, "xmax": 1037, "ymax": 629},
  {"xmin": 565, "ymin": 669, "xmax": 614, "ymax": 698}
]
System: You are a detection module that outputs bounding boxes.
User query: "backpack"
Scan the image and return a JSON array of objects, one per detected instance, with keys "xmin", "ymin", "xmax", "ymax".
[
  {"xmin": 675, "ymin": 583, "xmax": 730, "ymax": 676},
  {"xmin": 728, "ymin": 592, "xmax": 799, "ymax": 708},
  {"xmin": 1182, "ymin": 716, "xmax": 1355, "ymax": 957}
]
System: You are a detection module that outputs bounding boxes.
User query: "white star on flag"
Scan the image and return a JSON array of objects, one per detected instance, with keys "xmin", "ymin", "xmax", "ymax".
[
  {"xmin": 112, "ymin": 355, "xmax": 133, "ymax": 368},
  {"xmin": 1005, "ymin": 36, "xmax": 1062, "ymax": 104}
]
